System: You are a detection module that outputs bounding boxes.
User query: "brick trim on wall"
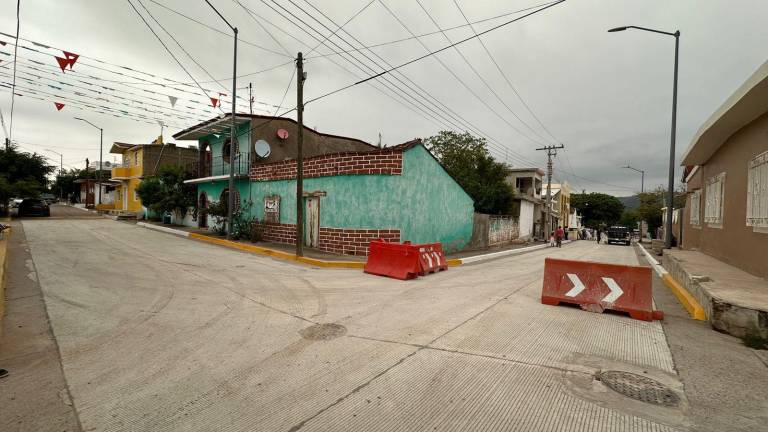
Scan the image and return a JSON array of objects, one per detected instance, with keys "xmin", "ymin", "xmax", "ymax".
[
  {"xmin": 250, "ymin": 149, "xmax": 403, "ymax": 181},
  {"xmin": 256, "ymin": 222, "xmax": 400, "ymax": 256}
]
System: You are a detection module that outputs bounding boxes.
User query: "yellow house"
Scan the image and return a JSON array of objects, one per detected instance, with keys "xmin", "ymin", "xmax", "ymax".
[
  {"xmin": 550, "ymin": 182, "xmax": 571, "ymax": 228},
  {"xmin": 109, "ymin": 141, "xmax": 199, "ymax": 216}
]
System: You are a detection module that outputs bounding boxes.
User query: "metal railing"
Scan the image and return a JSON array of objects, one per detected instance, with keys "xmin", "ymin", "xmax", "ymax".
[{"xmin": 189, "ymin": 153, "xmax": 252, "ymax": 178}]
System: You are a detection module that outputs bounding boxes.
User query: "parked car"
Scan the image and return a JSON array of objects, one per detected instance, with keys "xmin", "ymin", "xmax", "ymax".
[
  {"xmin": 606, "ymin": 225, "xmax": 631, "ymax": 246},
  {"xmin": 40, "ymin": 193, "xmax": 57, "ymax": 205},
  {"xmin": 18, "ymin": 198, "xmax": 51, "ymax": 217},
  {"xmin": 9, "ymin": 198, "xmax": 23, "ymax": 209}
]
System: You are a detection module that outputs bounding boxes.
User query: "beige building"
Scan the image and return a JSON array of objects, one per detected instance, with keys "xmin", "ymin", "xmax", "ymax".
[
  {"xmin": 680, "ymin": 60, "xmax": 768, "ymax": 279},
  {"xmin": 549, "ymin": 182, "xmax": 572, "ymax": 229}
]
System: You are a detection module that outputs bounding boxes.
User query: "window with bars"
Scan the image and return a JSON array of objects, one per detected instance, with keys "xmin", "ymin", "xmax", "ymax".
[
  {"xmin": 747, "ymin": 151, "xmax": 768, "ymax": 228},
  {"xmin": 689, "ymin": 189, "xmax": 701, "ymax": 227},
  {"xmin": 704, "ymin": 172, "xmax": 725, "ymax": 226}
]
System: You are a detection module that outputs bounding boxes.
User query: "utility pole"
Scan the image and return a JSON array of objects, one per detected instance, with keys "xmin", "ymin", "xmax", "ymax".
[
  {"xmin": 621, "ymin": 165, "xmax": 645, "ymax": 194},
  {"xmin": 296, "ymin": 52, "xmax": 305, "ymax": 257},
  {"xmin": 249, "ymin": 82, "xmax": 253, "ymax": 115},
  {"xmin": 204, "ymin": 0, "xmax": 237, "ymax": 240},
  {"xmin": 536, "ymin": 144, "xmax": 564, "ymax": 242},
  {"xmin": 46, "ymin": 149, "xmax": 63, "ymax": 200}
]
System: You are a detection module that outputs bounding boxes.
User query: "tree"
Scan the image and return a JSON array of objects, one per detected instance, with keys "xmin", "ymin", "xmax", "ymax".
[
  {"xmin": 636, "ymin": 186, "xmax": 686, "ymax": 237},
  {"xmin": 424, "ymin": 131, "xmax": 514, "ymax": 214},
  {"xmin": 136, "ymin": 165, "xmax": 196, "ymax": 220},
  {"xmin": 619, "ymin": 208, "xmax": 639, "ymax": 228},
  {"xmin": 571, "ymin": 192, "xmax": 625, "ymax": 229},
  {"xmin": 0, "ymin": 145, "xmax": 55, "ymax": 211}
]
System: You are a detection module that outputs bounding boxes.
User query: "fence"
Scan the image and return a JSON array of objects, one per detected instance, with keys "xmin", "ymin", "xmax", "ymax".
[{"xmin": 467, "ymin": 213, "xmax": 521, "ymax": 250}]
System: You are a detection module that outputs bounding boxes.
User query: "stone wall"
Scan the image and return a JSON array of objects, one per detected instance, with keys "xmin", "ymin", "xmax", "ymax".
[{"xmin": 256, "ymin": 222, "xmax": 400, "ymax": 256}]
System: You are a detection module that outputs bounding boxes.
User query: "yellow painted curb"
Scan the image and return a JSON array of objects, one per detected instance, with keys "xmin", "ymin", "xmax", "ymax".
[
  {"xmin": 446, "ymin": 258, "xmax": 463, "ymax": 267},
  {"xmin": 188, "ymin": 233, "xmax": 364, "ymax": 269},
  {"xmin": 662, "ymin": 273, "xmax": 707, "ymax": 321}
]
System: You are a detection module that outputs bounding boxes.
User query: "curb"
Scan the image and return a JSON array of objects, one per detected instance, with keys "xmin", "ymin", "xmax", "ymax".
[
  {"xmin": 457, "ymin": 240, "xmax": 572, "ymax": 264},
  {"xmin": 0, "ymin": 226, "xmax": 11, "ymax": 331},
  {"xmin": 136, "ymin": 222, "xmax": 364, "ymax": 268},
  {"xmin": 637, "ymin": 243, "xmax": 706, "ymax": 321}
]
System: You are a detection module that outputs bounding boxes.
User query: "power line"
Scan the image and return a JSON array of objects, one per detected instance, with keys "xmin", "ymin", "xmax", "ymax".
[
  {"xmin": 8, "ymin": 0, "xmax": 21, "ymax": 144},
  {"xmin": 147, "ymin": 0, "xmax": 292, "ymax": 58},
  {"xmin": 303, "ymin": 1, "xmax": 558, "ymax": 60},
  {"xmin": 300, "ymin": 0, "xmax": 525, "ymax": 163},
  {"xmin": 452, "ymin": 0, "xmax": 562, "ymax": 145},
  {"xmin": 232, "ymin": 0, "xmax": 293, "ymax": 56},
  {"xmin": 415, "ymin": 0, "xmax": 550, "ymax": 146}
]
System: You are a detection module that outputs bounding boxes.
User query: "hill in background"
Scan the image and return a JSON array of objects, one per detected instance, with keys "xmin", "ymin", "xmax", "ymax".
[{"xmin": 617, "ymin": 195, "xmax": 640, "ymax": 209}]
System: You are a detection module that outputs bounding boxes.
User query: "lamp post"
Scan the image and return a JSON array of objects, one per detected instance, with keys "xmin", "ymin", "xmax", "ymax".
[
  {"xmin": 74, "ymin": 117, "xmax": 104, "ymax": 204},
  {"xmin": 45, "ymin": 149, "xmax": 63, "ymax": 200},
  {"xmin": 621, "ymin": 164, "xmax": 645, "ymax": 194},
  {"xmin": 609, "ymin": 25, "xmax": 679, "ymax": 249},
  {"xmin": 204, "ymin": 0, "xmax": 237, "ymax": 240}
]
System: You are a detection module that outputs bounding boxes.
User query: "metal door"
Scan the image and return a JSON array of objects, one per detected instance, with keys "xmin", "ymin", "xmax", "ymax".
[{"xmin": 305, "ymin": 196, "xmax": 320, "ymax": 248}]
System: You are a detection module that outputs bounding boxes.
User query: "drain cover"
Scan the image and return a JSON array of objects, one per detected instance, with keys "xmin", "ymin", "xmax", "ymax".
[
  {"xmin": 299, "ymin": 323, "xmax": 347, "ymax": 341},
  {"xmin": 598, "ymin": 371, "xmax": 680, "ymax": 407}
]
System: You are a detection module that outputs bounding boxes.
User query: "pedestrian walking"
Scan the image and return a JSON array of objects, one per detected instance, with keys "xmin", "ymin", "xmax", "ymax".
[
  {"xmin": 549, "ymin": 231, "xmax": 556, "ymax": 247},
  {"xmin": 555, "ymin": 226, "xmax": 565, "ymax": 248},
  {"xmin": 596, "ymin": 228, "xmax": 602, "ymax": 244}
]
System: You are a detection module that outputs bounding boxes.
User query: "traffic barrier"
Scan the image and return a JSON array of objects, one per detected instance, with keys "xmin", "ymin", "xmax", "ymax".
[
  {"xmin": 541, "ymin": 257, "xmax": 663, "ymax": 321},
  {"xmin": 364, "ymin": 240, "xmax": 421, "ymax": 280},
  {"xmin": 414, "ymin": 243, "xmax": 448, "ymax": 275}
]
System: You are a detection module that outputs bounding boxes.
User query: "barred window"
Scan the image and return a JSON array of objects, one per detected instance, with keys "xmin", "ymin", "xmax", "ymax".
[
  {"xmin": 689, "ymin": 189, "xmax": 701, "ymax": 226},
  {"xmin": 747, "ymin": 151, "xmax": 768, "ymax": 228},
  {"xmin": 704, "ymin": 172, "xmax": 725, "ymax": 226}
]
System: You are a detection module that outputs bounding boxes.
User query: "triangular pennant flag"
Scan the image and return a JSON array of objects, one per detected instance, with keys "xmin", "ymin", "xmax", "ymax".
[
  {"xmin": 55, "ymin": 56, "xmax": 69, "ymax": 72},
  {"xmin": 54, "ymin": 102, "xmax": 65, "ymax": 111},
  {"xmin": 168, "ymin": 95, "xmax": 178, "ymax": 107},
  {"xmin": 210, "ymin": 97, "xmax": 219, "ymax": 108},
  {"xmin": 0, "ymin": 41, "xmax": 5, "ymax": 46},
  {"xmin": 63, "ymin": 51, "xmax": 79, "ymax": 69}
]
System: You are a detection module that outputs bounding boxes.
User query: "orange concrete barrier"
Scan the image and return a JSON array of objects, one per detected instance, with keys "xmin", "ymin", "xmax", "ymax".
[
  {"xmin": 541, "ymin": 257, "xmax": 663, "ymax": 321},
  {"xmin": 364, "ymin": 240, "xmax": 421, "ymax": 280},
  {"xmin": 414, "ymin": 243, "xmax": 448, "ymax": 275}
]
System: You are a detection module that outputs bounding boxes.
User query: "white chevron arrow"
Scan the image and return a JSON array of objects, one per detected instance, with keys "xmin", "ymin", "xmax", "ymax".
[
  {"xmin": 601, "ymin": 277, "xmax": 624, "ymax": 303},
  {"xmin": 564, "ymin": 273, "xmax": 585, "ymax": 297}
]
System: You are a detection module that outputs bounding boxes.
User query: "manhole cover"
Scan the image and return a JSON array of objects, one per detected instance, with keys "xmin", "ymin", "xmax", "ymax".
[
  {"xmin": 598, "ymin": 371, "xmax": 680, "ymax": 407},
  {"xmin": 299, "ymin": 323, "xmax": 347, "ymax": 341}
]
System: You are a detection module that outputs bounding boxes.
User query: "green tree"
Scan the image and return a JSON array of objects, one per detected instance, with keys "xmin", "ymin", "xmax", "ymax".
[
  {"xmin": 636, "ymin": 186, "xmax": 686, "ymax": 237},
  {"xmin": 571, "ymin": 192, "xmax": 625, "ymax": 229},
  {"xmin": 0, "ymin": 145, "xmax": 55, "ymax": 211},
  {"xmin": 136, "ymin": 165, "xmax": 196, "ymax": 220},
  {"xmin": 424, "ymin": 131, "xmax": 514, "ymax": 214},
  {"xmin": 619, "ymin": 208, "xmax": 639, "ymax": 228}
]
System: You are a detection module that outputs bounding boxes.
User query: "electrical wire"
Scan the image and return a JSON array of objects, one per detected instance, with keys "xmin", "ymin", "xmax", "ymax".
[{"xmin": 8, "ymin": 0, "xmax": 21, "ymax": 142}]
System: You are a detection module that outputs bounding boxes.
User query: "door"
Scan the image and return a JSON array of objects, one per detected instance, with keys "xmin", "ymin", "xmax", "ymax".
[
  {"xmin": 198, "ymin": 192, "xmax": 208, "ymax": 228},
  {"xmin": 304, "ymin": 196, "xmax": 320, "ymax": 248},
  {"xmin": 122, "ymin": 183, "xmax": 128, "ymax": 211}
]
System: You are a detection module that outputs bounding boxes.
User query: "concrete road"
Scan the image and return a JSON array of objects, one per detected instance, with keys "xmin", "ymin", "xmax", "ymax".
[{"xmin": 7, "ymin": 219, "xmax": 690, "ymax": 431}]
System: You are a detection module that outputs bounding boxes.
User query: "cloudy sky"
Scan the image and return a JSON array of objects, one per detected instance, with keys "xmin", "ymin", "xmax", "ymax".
[{"xmin": 1, "ymin": 0, "xmax": 766, "ymax": 195}]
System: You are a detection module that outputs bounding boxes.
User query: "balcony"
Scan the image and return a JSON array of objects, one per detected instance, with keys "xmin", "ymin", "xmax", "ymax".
[
  {"xmin": 111, "ymin": 164, "xmax": 139, "ymax": 179},
  {"xmin": 190, "ymin": 154, "xmax": 251, "ymax": 179}
]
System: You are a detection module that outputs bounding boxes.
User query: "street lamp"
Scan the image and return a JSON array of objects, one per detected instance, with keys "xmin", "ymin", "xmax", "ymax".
[
  {"xmin": 74, "ymin": 117, "xmax": 104, "ymax": 204},
  {"xmin": 609, "ymin": 25, "xmax": 680, "ymax": 249},
  {"xmin": 45, "ymin": 149, "xmax": 63, "ymax": 200},
  {"xmin": 204, "ymin": 0, "xmax": 238, "ymax": 240},
  {"xmin": 621, "ymin": 164, "xmax": 645, "ymax": 194}
]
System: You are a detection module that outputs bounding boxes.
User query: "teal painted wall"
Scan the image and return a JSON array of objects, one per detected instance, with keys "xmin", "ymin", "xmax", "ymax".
[{"xmin": 196, "ymin": 144, "xmax": 474, "ymax": 252}]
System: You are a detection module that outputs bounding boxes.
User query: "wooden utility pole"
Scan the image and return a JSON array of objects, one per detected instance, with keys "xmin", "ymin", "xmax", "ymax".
[
  {"xmin": 249, "ymin": 82, "xmax": 253, "ymax": 115},
  {"xmin": 536, "ymin": 144, "xmax": 564, "ymax": 241},
  {"xmin": 295, "ymin": 52, "xmax": 305, "ymax": 257}
]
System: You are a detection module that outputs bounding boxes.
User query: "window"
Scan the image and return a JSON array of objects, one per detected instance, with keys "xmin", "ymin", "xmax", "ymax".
[
  {"xmin": 747, "ymin": 151, "xmax": 768, "ymax": 229},
  {"xmin": 704, "ymin": 172, "xmax": 725, "ymax": 227},
  {"xmin": 133, "ymin": 189, "xmax": 139, "ymax": 202},
  {"xmin": 222, "ymin": 138, "xmax": 239, "ymax": 163},
  {"xmin": 134, "ymin": 151, "xmax": 139, "ymax": 166},
  {"xmin": 689, "ymin": 189, "xmax": 701, "ymax": 227}
]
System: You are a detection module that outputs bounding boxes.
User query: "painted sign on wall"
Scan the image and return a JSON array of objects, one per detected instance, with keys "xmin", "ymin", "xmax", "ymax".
[{"xmin": 264, "ymin": 195, "xmax": 280, "ymax": 223}]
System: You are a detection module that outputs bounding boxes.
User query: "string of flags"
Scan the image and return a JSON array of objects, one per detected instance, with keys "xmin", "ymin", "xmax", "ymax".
[
  {"xmin": 54, "ymin": 102, "xmax": 65, "ymax": 111},
  {"xmin": 54, "ymin": 50, "xmax": 79, "ymax": 72}
]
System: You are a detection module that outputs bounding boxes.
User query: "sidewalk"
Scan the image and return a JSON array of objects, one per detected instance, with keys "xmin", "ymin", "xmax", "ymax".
[{"xmin": 663, "ymin": 249, "xmax": 768, "ymax": 339}]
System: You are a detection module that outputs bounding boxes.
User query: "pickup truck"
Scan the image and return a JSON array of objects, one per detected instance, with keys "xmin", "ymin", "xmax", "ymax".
[{"xmin": 606, "ymin": 225, "xmax": 631, "ymax": 246}]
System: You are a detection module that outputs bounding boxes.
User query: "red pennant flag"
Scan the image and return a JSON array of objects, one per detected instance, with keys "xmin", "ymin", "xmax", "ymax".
[
  {"xmin": 0, "ymin": 41, "xmax": 6, "ymax": 46},
  {"xmin": 209, "ymin": 97, "xmax": 219, "ymax": 108},
  {"xmin": 62, "ymin": 51, "xmax": 79, "ymax": 69},
  {"xmin": 54, "ymin": 102, "xmax": 65, "ymax": 111},
  {"xmin": 55, "ymin": 56, "xmax": 70, "ymax": 72}
]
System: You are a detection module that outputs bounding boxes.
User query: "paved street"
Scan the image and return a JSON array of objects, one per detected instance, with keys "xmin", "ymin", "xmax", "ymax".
[{"xmin": 2, "ymin": 217, "xmax": 696, "ymax": 432}]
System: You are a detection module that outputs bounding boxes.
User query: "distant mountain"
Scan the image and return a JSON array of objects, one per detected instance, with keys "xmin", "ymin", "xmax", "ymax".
[{"xmin": 617, "ymin": 195, "xmax": 640, "ymax": 209}]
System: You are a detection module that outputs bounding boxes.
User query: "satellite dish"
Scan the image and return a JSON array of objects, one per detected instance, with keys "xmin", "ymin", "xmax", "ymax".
[
  {"xmin": 277, "ymin": 128, "xmax": 289, "ymax": 140},
  {"xmin": 254, "ymin": 139, "xmax": 271, "ymax": 158}
]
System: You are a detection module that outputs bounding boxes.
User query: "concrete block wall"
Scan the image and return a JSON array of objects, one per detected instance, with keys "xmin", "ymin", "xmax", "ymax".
[{"xmin": 250, "ymin": 150, "xmax": 403, "ymax": 181}]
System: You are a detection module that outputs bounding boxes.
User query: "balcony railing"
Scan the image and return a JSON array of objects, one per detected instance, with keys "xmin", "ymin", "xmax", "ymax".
[{"xmin": 190, "ymin": 154, "xmax": 252, "ymax": 178}]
